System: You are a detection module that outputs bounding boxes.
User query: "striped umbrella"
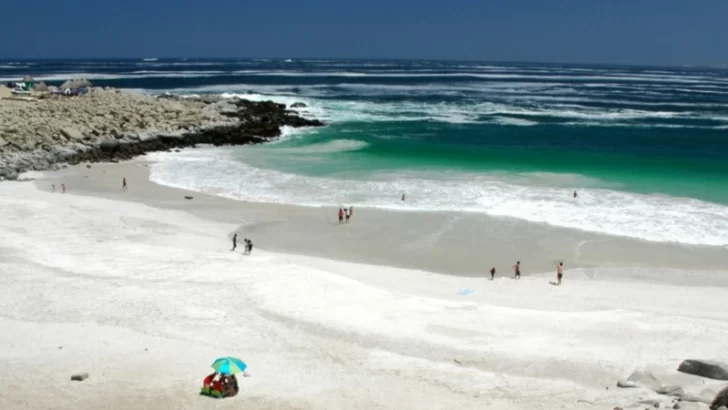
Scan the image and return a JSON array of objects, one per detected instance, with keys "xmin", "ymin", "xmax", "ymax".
[{"xmin": 211, "ymin": 357, "xmax": 248, "ymax": 375}]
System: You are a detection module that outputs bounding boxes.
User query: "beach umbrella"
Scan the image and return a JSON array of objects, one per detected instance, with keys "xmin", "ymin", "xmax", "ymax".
[{"xmin": 211, "ymin": 357, "xmax": 247, "ymax": 375}]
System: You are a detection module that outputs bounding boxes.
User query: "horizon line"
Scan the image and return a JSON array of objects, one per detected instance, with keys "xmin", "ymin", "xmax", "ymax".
[{"xmin": 1, "ymin": 57, "xmax": 727, "ymax": 71}]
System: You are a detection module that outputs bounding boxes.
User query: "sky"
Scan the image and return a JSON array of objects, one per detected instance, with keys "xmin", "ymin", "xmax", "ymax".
[{"xmin": 1, "ymin": 0, "xmax": 727, "ymax": 66}]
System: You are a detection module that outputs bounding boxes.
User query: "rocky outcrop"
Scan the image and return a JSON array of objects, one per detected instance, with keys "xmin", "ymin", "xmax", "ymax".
[
  {"xmin": 0, "ymin": 90, "xmax": 324, "ymax": 179},
  {"xmin": 679, "ymin": 360, "xmax": 728, "ymax": 381}
]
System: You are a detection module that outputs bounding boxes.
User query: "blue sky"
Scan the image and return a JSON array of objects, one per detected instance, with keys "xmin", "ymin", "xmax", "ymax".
[{"xmin": 1, "ymin": 0, "xmax": 727, "ymax": 65}]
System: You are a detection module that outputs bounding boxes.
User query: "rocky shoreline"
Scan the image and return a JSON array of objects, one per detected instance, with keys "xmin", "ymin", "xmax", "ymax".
[{"xmin": 0, "ymin": 89, "xmax": 323, "ymax": 180}]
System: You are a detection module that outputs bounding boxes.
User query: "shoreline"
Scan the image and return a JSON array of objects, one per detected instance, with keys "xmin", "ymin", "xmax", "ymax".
[{"xmin": 32, "ymin": 157, "xmax": 728, "ymax": 277}]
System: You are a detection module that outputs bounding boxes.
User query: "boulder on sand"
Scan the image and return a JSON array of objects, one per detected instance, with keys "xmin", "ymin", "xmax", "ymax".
[
  {"xmin": 711, "ymin": 385, "xmax": 728, "ymax": 410},
  {"xmin": 622, "ymin": 371, "xmax": 663, "ymax": 391},
  {"xmin": 678, "ymin": 360, "xmax": 728, "ymax": 381}
]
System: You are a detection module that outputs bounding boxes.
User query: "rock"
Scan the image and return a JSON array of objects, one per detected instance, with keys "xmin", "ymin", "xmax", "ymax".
[
  {"xmin": 290, "ymin": 102, "xmax": 307, "ymax": 108},
  {"xmin": 712, "ymin": 385, "xmax": 728, "ymax": 409},
  {"xmin": 70, "ymin": 373, "xmax": 89, "ymax": 381},
  {"xmin": 86, "ymin": 164, "xmax": 91, "ymax": 168},
  {"xmin": 656, "ymin": 385, "xmax": 685, "ymax": 397},
  {"xmin": 60, "ymin": 127, "xmax": 85, "ymax": 141},
  {"xmin": 618, "ymin": 380, "xmax": 638, "ymax": 388},
  {"xmin": 626, "ymin": 371, "xmax": 663, "ymax": 391},
  {"xmin": 679, "ymin": 360, "xmax": 728, "ymax": 381},
  {"xmin": 0, "ymin": 137, "xmax": 7, "ymax": 147},
  {"xmin": 99, "ymin": 140, "xmax": 121, "ymax": 153},
  {"xmin": 640, "ymin": 400, "xmax": 661, "ymax": 407},
  {"xmin": 184, "ymin": 196, "xmax": 193, "ymax": 200}
]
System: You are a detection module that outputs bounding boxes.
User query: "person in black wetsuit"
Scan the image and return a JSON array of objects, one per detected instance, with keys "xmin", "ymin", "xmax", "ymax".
[
  {"xmin": 231, "ymin": 233, "xmax": 237, "ymax": 251},
  {"xmin": 513, "ymin": 261, "xmax": 521, "ymax": 279},
  {"xmin": 490, "ymin": 267, "xmax": 496, "ymax": 280}
]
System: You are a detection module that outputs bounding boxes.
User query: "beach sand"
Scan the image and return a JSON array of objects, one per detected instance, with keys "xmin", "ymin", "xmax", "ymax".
[
  {"xmin": 0, "ymin": 160, "xmax": 727, "ymax": 409},
  {"xmin": 35, "ymin": 159, "xmax": 728, "ymax": 276}
]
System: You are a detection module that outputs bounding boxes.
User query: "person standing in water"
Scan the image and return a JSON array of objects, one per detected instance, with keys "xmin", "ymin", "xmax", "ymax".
[
  {"xmin": 246, "ymin": 239, "xmax": 254, "ymax": 255},
  {"xmin": 231, "ymin": 233, "xmax": 237, "ymax": 251},
  {"xmin": 513, "ymin": 261, "xmax": 521, "ymax": 279},
  {"xmin": 490, "ymin": 267, "xmax": 496, "ymax": 280},
  {"xmin": 557, "ymin": 262, "xmax": 564, "ymax": 285},
  {"xmin": 122, "ymin": 177, "xmax": 128, "ymax": 192},
  {"xmin": 573, "ymin": 190, "xmax": 578, "ymax": 198},
  {"xmin": 338, "ymin": 208, "xmax": 344, "ymax": 224},
  {"xmin": 52, "ymin": 184, "xmax": 55, "ymax": 193}
]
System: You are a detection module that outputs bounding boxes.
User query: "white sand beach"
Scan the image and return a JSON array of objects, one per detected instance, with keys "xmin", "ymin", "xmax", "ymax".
[{"xmin": 1, "ymin": 161, "xmax": 727, "ymax": 409}]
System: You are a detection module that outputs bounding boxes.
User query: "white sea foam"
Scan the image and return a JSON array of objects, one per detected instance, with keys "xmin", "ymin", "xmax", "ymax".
[
  {"xmin": 492, "ymin": 117, "xmax": 539, "ymax": 126},
  {"xmin": 142, "ymin": 82, "xmax": 728, "ymax": 128},
  {"xmin": 240, "ymin": 70, "xmax": 725, "ymax": 85},
  {"xmin": 0, "ymin": 71, "xmax": 224, "ymax": 82},
  {"xmin": 148, "ymin": 148, "xmax": 728, "ymax": 247}
]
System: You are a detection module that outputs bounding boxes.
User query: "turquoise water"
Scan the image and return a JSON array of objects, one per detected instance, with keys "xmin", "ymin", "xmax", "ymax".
[
  {"xmin": 264, "ymin": 121, "xmax": 728, "ymax": 204},
  {"xmin": 10, "ymin": 59, "xmax": 723, "ymax": 244}
]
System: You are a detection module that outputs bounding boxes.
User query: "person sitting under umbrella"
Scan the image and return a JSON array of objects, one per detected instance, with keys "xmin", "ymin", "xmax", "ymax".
[
  {"xmin": 202, "ymin": 357, "xmax": 250, "ymax": 398},
  {"xmin": 222, "ymin": 375, "xmax": 237, "ymax": 398}
]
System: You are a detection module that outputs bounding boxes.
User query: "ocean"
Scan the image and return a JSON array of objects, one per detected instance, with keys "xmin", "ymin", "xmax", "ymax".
[{"xmin": 2, "ymin": 59, "xmax": 727, "ymax": 246}]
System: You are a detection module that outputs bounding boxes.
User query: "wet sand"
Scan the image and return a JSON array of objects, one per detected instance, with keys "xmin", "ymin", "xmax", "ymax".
[{"xmin": 36, "ymin": 159, "xmax": 728, "ymax": 277}]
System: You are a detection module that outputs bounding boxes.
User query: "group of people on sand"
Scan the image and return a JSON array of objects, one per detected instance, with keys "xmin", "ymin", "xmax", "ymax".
[
  {"xmin": 231, "ymin": 233, "xmax": 254, "ymax": 255},
  {"xmin": 338, "ymin": 206, "xmax": 354, "ymax": 224},
  {"xmin": 488, "ymin": 261, "xmax": 565, "ymax": 285},
  {"xmin": 51, "ymin": 184, "xmax": 66, "ymax": 193},
  {"xmin": 202, "ymin": 372, "xmax": 239, "ymax": 398}
]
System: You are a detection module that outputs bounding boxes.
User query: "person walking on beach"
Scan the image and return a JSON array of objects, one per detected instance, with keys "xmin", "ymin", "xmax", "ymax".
[
  {"xmin": 513, "ymin": 261, "xmax": 521, "ymax": 279},
  {"xmin": 122, "ymin": 177, "xmax": 128, "ymax": 192},
  {"xmin": 490, "ymin": 267, "xmax": 496, "ymax": 280},
  {"xmin": 231, "ymin": 233, "xmax": 237, "ymax": 251},
  {"xmin": 61, "ymin": 184, "xmax": 66, "ymax": 194},
  {"xmin": 246, "ymin": 239, "xmax": 254, "ymax": 255},
  {"xmin": 344, "ymin": 207, "xmax": 350, "ymax": 223},
  {"xmin": 52, "ymin": 184, "xmax": 55, "ymax": 193},
  {"xmin": 338, "ymin": 208, "xmax": 344, "ymax": 224},
  {"xmin": 557, "ymin": 262, "xmax": 564, "ymax": 285}
]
